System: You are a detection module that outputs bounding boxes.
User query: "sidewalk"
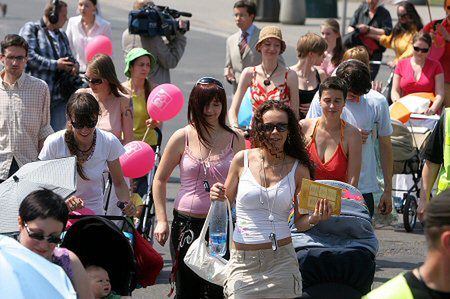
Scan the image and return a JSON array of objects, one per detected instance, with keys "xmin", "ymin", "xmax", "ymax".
[{"xmin": 106, "ymin": 0, "xmax": 446, "ymax": 59}]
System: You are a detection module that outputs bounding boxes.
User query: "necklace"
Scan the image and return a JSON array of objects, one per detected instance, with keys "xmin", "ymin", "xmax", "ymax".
[
  {"xmin": 261, "ymin": 63, "xmax": 279, "ymax": 86},
  {"xmin": 77, "ymin": 130, "xmax": 96, "ymax": 163}
]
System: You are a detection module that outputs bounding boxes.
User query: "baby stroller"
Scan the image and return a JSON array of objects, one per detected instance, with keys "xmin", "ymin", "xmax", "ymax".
[
  {"xmin": 291, "ymin": 180, "xmax": 378, "ymax": 299},
  {"xmin": 390, "ymin": 113, "xmax": 439, "ymax": 232},
  {"xmin": 137, "ymin": 127, "xmax": 163, "ymax": 243},
  {"xmin": 62, "ymin": 216, "xmax": 136, "ymax": 295},
  {"xmin": 391, "ymin": 118, "xmax": 423, "ymax": 232}
]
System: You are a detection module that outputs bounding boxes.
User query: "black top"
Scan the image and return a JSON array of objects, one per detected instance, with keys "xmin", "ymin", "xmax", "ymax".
[
  {"xmin": 349, "ymin": 2, "xmax": 393, "ymax": 52},
  {"xmin": 298, "ymin": 69, "xmax": 321, "ymax": 105},
  {"xmin": 404, "ymin": 271, "xmax": 450, "ymax": 299},
  {"xmin": 422, "ymin": 113, "xmax": 444, "ymax": 165}
]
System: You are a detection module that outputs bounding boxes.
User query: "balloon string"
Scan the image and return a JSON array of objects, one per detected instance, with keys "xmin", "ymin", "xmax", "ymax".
[{"xmin": 142, "ymin": 127, "xmax": 150, "ymax": 142}]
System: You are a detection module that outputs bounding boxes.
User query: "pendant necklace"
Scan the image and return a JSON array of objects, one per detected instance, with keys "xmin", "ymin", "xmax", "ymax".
[
  {"xmin": 261, "ymin": 63, "xmax": 279, "ymax": 86},
  {"xmin": 199, "ymin": 137, "xmax": 213, "ymax": 192}
]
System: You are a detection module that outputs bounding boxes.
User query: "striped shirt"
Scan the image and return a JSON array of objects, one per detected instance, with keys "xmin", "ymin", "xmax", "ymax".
[{"xmin": 0, "ymin": 71, "xmax": 53, "ymax": 180}]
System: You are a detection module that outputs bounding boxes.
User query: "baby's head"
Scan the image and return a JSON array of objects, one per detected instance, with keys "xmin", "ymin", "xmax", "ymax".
[{"xmin": 86, "ymin": 265, "xmax": 112, "ymax": 299}]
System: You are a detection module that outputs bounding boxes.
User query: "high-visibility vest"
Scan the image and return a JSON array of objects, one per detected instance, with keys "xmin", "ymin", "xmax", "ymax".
[
  {"xmin": 438, "ymin": 108, "xmax": 450, "ymax": 193},
  {"xmin": 363, "ymin": 274, "xmax": 414, "ymax": 299}
]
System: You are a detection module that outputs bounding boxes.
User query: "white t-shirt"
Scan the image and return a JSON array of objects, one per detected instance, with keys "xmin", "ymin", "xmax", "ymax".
[
  {"xmin": 39, "ymin": 129, "xmax": 125, "ymax": 214},
  {"xmin": 306, "ymin": 89, "xmax": 393, "ymax": 194}
]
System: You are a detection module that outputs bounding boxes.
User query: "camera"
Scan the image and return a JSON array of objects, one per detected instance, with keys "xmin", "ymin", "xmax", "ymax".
[{"xmin": 128, "ymin": 4, "xmax": 191, "ymax": 38}]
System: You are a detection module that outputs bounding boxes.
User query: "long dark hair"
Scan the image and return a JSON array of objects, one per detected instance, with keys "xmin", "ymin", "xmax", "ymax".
[
  {"xmin": 392, "ymin": 1, "xmax": 423, "ymax": 39},
  {"xmin": 322, "ymin": 19, "xmax": 344, "ymax": 66},
  {"xmin": 187, "ymin": 82, "xmax": 236, "ymax": 147},
  {"xmin": 250, "ymin": 100, "xmax": 315, "ymax": 177},
  {"xmin": 87, "ymin": 54, "xmax": 128, "ymax": 97},
  {"xmin": 64, "ymin": 92, "xmax": 101, "ymax": 180}
]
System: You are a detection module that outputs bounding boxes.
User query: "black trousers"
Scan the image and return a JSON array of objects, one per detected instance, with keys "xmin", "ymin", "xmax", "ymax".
[
  {"xmin": 362, "ymin": 193, "xmax": 375, "ymax": 218},
  {"xmin": 170, "ymin": 210, "xmax": 224, "ymax": 299},
  {"xmin": 0, "ymin": 158, "xmax": 19, "ymax": 183}
]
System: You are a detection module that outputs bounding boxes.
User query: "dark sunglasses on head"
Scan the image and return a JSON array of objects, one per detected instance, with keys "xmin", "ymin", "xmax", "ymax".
[
  {"xmin": 413, "ymin": 46, "xmax": 429, "ymax": 53},
  {"xmin": 70, "ymin": 118, "xmax": 97, "ymax": 129},
  {"xmin": 84, "ymin": 76, "xmax": 103, "ymax": 85},
  {"xmin": 195, "ymin": 77, "xmax": 224, "ymax": 89},
  {"xmin": 24, "ymin": 222, "xmax": 62, "ymax": 244},
  {"xmin": 262, "ymin": 123, "xmax": 289, "ymax": 133}
]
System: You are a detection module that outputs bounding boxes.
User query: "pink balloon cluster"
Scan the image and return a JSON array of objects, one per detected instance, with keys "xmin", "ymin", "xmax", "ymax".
[
  {"xmin": 85, "ymin": 35, "xmax": 113, "ymax": 62},
  {"xmin": 119, "ymin": 141, "xmax": 155, "ymax": 178}
]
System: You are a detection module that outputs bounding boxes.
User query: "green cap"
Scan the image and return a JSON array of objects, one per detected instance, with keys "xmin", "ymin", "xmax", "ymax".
[{"xmin": 124, "ymin": 48, "xmax": 157, "ymax": 78}]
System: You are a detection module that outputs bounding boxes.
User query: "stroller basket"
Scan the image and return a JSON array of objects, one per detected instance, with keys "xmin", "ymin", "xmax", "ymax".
[
  {"xmin": 62, "ymin": 216, "xmax": 136, "ymax": 295},
  {"xmin": 391, "ymin": 119, "xmax": 421, "ymax": 175}
]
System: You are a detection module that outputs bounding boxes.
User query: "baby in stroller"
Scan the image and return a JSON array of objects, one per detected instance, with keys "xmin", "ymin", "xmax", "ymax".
[
  {"xmin": 290, "ymin": 180, "xmax": 378, "ymax": 298},
  {"xmin": 86, "ymin": 265, "xmax": 131, "ymax": 299}
]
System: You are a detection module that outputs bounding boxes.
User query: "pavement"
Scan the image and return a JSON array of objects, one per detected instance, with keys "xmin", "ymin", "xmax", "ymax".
[{"xmin": 0, "ymin": 0, "xmax": 442, "ymax": 297}]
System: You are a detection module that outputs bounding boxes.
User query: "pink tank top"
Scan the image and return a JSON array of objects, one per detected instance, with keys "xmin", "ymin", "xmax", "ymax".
[{"xmin": 174, "ymin": 129, "xmax": 235, "ymax": 215}]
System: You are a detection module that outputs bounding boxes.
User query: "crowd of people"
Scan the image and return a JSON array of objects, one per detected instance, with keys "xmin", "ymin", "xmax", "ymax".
[{"xmin": 1, "ymin": 0, "xmax": 450, "ymax": 298}]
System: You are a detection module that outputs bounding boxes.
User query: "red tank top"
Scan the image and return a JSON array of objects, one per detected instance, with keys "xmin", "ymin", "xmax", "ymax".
[
  {"xmin": 250, "ymin": 66, "xmax": 290, "ymax": 111},
  {"xmin": 308, "ymin": 119, "xmax": 348, "ymax": 182}
]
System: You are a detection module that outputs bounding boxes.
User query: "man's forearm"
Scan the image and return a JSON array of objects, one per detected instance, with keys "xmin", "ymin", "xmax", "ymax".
[{"xmin": 379, "ymin": 136, "xmax": 393, "ymax": 192}]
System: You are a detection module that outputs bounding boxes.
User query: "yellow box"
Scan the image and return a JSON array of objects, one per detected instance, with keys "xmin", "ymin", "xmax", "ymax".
[{"xmin": 298, "ymin": 179, "xmax": 342, "ymax": 215}]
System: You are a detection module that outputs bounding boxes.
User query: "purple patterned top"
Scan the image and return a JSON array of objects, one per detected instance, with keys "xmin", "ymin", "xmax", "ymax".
[{"xmin": 52, "ymin": 247, "xmax": 74, "ymax": 281}]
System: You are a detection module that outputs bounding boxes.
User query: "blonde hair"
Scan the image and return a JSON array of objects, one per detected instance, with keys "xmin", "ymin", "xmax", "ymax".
[
  {"xmin": 342, "ymin": 46, "xmax": 370, "ymax": 70},
  {"xmin": 296, "ymin": 33, "xmax": 327, "ymax": 59}
]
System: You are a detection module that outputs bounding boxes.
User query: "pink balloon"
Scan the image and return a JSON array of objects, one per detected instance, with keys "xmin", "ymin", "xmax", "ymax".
[
  {"xmin": 85, "ymin": 35, "xmax": 113, "ymax": 62},
  {"xmin": 119, "ymin": 141, "xmax": 155, "ymax": 178},
  {"xmin": 147, "ymin": 84, "xmax": 184, "ymax": 122}
]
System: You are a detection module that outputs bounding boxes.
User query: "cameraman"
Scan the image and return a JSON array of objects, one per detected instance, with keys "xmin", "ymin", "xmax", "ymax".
[
  {"xmin": 122, "ymin": 0, "xmax": 187, "ymax": 84},
  {"xmin": 19, "ymin": 0, "xmax": 79, "ymax": 131}
]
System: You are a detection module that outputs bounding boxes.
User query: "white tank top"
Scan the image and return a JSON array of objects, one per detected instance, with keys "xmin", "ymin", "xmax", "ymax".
[{"xmin": 233, "ymin": 150, "xmax": 298, "ymax": 244}]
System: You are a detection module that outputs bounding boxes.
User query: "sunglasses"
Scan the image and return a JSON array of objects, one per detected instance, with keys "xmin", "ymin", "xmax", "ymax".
[
  {"xmin": 84, "ymin": 76, "xmax": 103, "ymax": 85},
  {"xmin": 261, "ymin": 123, "xmax": 288, "ymax": 133},
  {"xmin": 397, "ymin": 13, "xmax": 408, "ymax": 18},
  {"xmin": 195, "ymin": 77, "xmax": 224, "ymax": 89},
  {"xmin": 24, "ymin": 222, "xmax": 62, "ymax": 244},
  {"xmin": 70, "ymin": 118, "xmax": 97, "ymax": 129},
  {"xmin": 413, "ymin": 46, "xmax": 429, "ymax": 53}
]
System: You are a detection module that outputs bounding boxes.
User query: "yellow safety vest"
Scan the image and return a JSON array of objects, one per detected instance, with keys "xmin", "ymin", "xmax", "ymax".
[
  {"xmin": 363, "ymin": 274, "xmax": 414, "ymax": 299},
  {"xmin": 438, "ymin": 108, "xmax": 450, "ymax": 193}
]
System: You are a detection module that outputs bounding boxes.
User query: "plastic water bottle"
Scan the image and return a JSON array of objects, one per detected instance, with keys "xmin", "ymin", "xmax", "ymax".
[{"xmin": 209, "ymin": 200, "xmax": 227, "ymax": 257}]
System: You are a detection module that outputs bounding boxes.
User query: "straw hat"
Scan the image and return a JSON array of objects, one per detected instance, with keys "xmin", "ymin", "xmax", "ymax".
[{"xmin": 255, "ymin": 26, "xmax": 286, "ymax": 54}]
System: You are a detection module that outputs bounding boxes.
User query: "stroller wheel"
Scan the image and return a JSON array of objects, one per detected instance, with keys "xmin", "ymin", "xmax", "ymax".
[{"xmin": 403, "ymin": 195, "xmax": 417, "ymax": 232}]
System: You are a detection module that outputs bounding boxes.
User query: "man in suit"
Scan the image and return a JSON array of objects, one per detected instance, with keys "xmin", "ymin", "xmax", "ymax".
[{"xmin": 224, "ymin": 1, "xmax": 261, "ymax": 92}]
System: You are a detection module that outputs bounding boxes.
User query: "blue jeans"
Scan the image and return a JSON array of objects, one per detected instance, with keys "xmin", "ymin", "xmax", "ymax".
[{"xmin": 50, "ymin": 101, "xmax": 67, "ymax": 132}]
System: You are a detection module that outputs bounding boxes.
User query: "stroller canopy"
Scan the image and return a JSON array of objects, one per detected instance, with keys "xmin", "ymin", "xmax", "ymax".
[{"xmin": 61, "ymin": 216, "xmax": 136, "ymax": 295}]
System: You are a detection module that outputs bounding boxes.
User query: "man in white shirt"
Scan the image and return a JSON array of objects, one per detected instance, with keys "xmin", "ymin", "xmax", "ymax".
[{"xmin": 307, "ymin": 60, "xmax": 393, "ymax": 218}]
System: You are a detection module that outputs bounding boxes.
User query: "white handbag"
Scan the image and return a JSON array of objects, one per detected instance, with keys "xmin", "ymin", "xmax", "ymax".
[{"xmin": 183, "ymin": 199, "xmax": 233, "ymax": 286}]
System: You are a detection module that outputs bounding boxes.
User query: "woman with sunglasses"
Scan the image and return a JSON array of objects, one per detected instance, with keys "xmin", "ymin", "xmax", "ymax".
[
  {"xmin": 301, "ymin": 77, "xmax": 362, "ymax": 187},
  {"xmin": 121, "ymin": 48, "xmax": 159, "ymax": 198},
  {"xmin": 229, "ymin": 26, "xmax": 299, "ymax": 130},
  {"xmin": 211, "ymin": 100, "xmax": 331, "ymax": 298},
  {"xmin": 367, "ymin": 1, "xmax": 422, "ymax": 68},
  {"xmin": 80, "ymin": 54, "xmax": 133, "ymax": 145},
  {"xmin": 423, "ymin": 0, "xmax": 450, "ymax": 107},
  {"xmin": 391, "ymin": 32, "xmax": 445, "ymax": 115},
  {"xmin": 18, "ymin": 189, "xmax": 93, "ymax": 299},
  {"xmin": 39, "ymin": 93, "xmax": 135, "ymax": 216},
  {"xmin": 152, "ymin": 77, "xmax": 245, "ymax": 298}
]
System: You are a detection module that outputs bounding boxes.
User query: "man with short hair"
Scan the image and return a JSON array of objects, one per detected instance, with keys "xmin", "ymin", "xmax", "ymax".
[
  {"xmin": 0, "ymin": 34, "xmax": 53, "ymax": 182},
  {"xmin": 122, "ymin": 0, "xmax": 187, "ymax": 84},
  {"xmin": 19, "ymin": 0, "xmax": 79, "ymax": 131},
  {"xmin": 364, "ymin": 190, "xmax": 450, "ymax": 298},
  {"xmin": 307, "ymin": 60, "xmax": 393, "ymax": 218}
]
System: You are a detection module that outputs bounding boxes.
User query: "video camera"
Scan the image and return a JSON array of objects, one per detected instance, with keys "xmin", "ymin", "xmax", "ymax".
[{"xmin": 128, "ymin": 4, "xmax": 191, "ymax": 38}]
